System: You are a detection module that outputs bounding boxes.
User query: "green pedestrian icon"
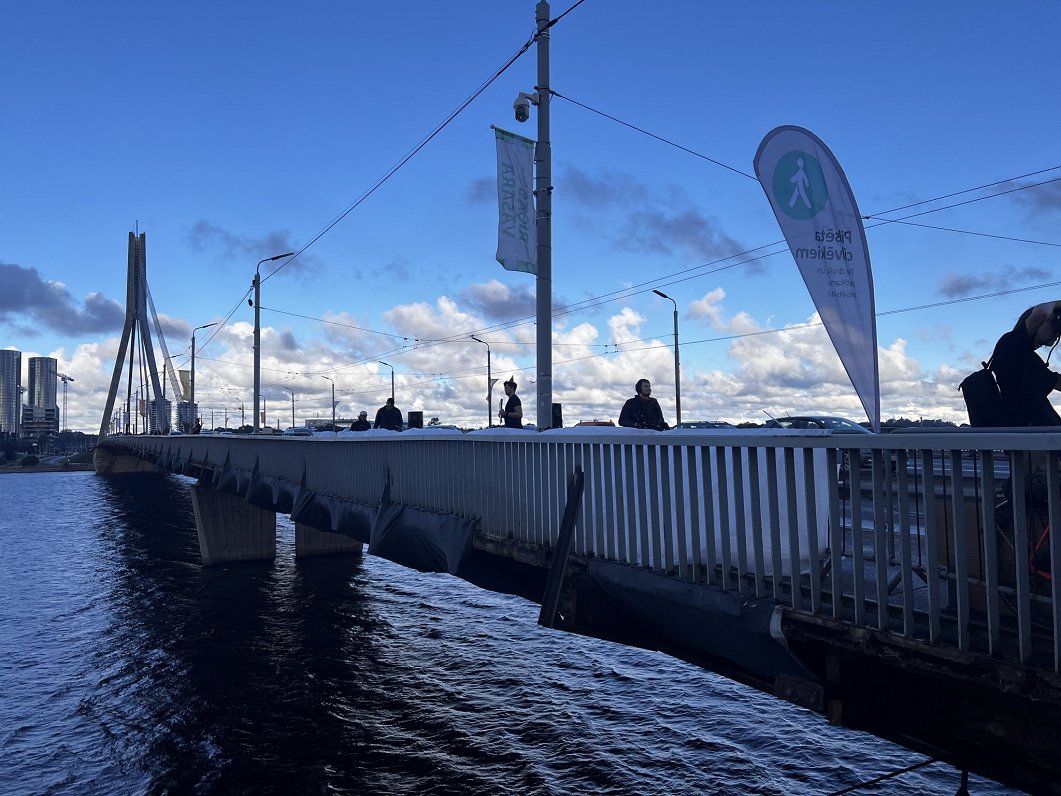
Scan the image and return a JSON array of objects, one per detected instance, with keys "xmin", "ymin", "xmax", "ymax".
[{"xmin": 772, "ymin": 151, "xmax": 828, "ymax": 220}]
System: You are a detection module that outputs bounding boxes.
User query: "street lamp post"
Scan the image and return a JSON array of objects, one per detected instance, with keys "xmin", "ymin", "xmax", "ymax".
[
  {"xmin": 321, "ymin": 376, "xmax": 335, "ymax": 429},
  {"xmin": 190, "ymin": 322, "xmax": 217, "ymax": 433},
  {"xmin": 652, "ymin": 289, "xmax": 682, "ymax": 426},
  {"xmin": 470, "ymin": 336, "xmax": 493, "ymax": 427},
  {"xmin": 378, "ymin": 361, "xmax": 394, "ymax": 401},
  {"xmin": 284, "ymin": 387, "xmax": 295, "ymax": 429},
  {"xmin": 253, "ymin": 251, "xmax": 296, "ymax": 433}
]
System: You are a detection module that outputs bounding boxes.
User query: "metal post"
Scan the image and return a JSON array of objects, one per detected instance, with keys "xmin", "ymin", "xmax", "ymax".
[
  {"xmin": 285, "ymin": 387, "xmax": 295, "ymax": 429},
  {"xmin": 253, "ymin": 272, "xmax": 260, "ymax": 432},
  {"xmin": 535, "ymin": 0, "xmax": 552, "ymax": 429},
  {"xmin": 471, "ymin": 336, "xmax": 492, "ymax": 427},
  {"xmin": 378, "ymin": 361, "xmax": 394, "ymax": 401},
  {"xmin": 653, "ymin": 289, "xmax": 681, "ymax": 426},
  {"xmin": 191, "ymin": 322, "xmax": 217, "ymax": 434},
  {"xmin": 322, "ymin": 376, "xmax": 335, "ymax": 428},
  {"xmin": 253, "ymin": 252, "xmax": 295, "ymax": 433}
]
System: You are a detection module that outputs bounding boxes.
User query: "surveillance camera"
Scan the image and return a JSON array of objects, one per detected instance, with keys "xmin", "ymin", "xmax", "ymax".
[{"xmin": 513, "ymin": 95, "xmax": 531, "ymax": 123}]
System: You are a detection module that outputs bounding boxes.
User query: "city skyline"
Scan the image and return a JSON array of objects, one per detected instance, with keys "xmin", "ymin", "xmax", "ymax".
[{"xmin": 3, "ymin": 2, "xmax": 1060, "ymax": 431}]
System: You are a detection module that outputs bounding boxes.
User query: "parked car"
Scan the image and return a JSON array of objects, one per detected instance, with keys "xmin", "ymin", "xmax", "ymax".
[
  {"xmin": 764, "ymin": 415, "xmax": 870, "ymax": 433},
  {"xmin": 677, "ymin": 420, "xmax": 736, "ymax": 429},
  {"xmin": 575, "ymin": 420, "xmax": 615, "ymax": 427},
  {"xmin": 765, "ymin": 415, "xmax": 874, "ymax": 483},
  {"xmin": 282, "ymin": 427, "xmax": 313, "ymax": 437}
]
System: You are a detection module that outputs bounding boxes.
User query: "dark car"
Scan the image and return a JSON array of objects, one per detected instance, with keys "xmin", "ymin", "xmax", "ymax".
[{"xmin": 677, "ymin": 420, "xmax": 736, "ymax": 430}]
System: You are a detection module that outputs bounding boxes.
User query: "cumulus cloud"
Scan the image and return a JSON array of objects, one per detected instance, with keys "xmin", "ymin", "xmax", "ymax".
[
  {"xmin": 936, "ymin": 265, "xmax": 1051, "ymax": 298},
  {"xmin": 0, "ymin": 263, "xmax": 124, "ymax": 336},
  {"xmin": 52, "ymin": 290, "xmax": 978, "ymax": 433},
  {"xmin": 461, "ymin": 279, "xmax": 536, "ymax": 321},
  {"xmin": 687, "ymin": 287, "xmax": 727, "ymax": 329}
]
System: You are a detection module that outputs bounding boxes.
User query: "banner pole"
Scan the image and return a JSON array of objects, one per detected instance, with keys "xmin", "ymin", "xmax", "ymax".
[{"xmin": 534, "ymin": 0, "xmax": 552, "ymax": 429}]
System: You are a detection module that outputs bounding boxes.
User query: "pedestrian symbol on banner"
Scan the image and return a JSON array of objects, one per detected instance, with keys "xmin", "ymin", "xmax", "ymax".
[{"xmin": 771, "ymin": 151, "xmax": 828, "ymax": 220}]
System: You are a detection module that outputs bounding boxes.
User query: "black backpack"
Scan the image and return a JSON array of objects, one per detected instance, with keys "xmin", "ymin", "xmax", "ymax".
[{"xmin": 958, "ymin": 358, "xmax": 1004, "ymax": 427}]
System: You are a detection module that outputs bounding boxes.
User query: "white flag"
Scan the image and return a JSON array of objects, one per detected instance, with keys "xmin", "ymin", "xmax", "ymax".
[
  {"xmin": 494, "ymin": 127, "xmax": 537, "ymax": 274},
  {"xmin": 754, "ymin": 126, "xmax": 880, "ymax": 431}
]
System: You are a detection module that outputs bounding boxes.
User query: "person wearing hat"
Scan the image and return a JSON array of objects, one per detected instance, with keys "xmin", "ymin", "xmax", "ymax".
[
  {"xmin": 498, "ymin": 377, "xmax": 523, "ymax": 428},
  {"xmin": 991, "ymin": 299, "xmax": 1061, "ymax": 426},
  {"xmin": 618, "ymin": 378, "xmax": 669, "ymax": 431},
  {"xmin": 350, "ymin": 410, "xmax": 371, "ymax": 432}
]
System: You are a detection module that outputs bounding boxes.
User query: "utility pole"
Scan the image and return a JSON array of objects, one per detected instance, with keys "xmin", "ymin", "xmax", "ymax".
[
  {"xmin": 253, "ymin": 251, "xmax": 295, "ymax": 433},
  {"xmin": 322, "ymin": 376, "xmax": 335, "ymax": 429},
  {"xmin": 471, "ymin": 336, "xmax": 492, "ymax": 427},
  {"xmin": 652, "ymin": 290, "xmax": 682, "ymax": 426},
  {"xmin": 534, "ymin": 0, "xmax": 552, "ymax": 429}
]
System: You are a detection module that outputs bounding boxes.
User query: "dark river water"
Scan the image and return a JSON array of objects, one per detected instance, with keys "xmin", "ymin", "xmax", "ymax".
[{"xmin": 0, "ymin": 471, "xmax": 1016, "ymax": 795}]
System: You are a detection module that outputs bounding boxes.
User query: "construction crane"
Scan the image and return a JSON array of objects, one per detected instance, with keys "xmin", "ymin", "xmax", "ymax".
[{"xmin": 58, "ymin": 373, "xmax": 74, "ymax": 432}]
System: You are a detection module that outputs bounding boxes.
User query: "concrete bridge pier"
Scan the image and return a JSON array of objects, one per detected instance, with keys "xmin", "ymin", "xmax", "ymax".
[
  {"xmin": 295, "ymin": 522, "xmax": 363, "ymax": 558},
  {"xmin": 190, "ymin": 483, "xmax": 276, "ymax": 565}
]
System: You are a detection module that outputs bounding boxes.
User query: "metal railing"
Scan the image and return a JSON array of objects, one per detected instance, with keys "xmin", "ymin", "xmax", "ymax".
[{"xmin": 107, "ymin": 427, "xmax": 1061, "ymax": 671}]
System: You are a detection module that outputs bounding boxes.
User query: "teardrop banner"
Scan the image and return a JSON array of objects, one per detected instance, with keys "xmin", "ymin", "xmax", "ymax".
[{"xmin": 754, "ymin": 126, "xmax": 880, "ymax": 431}]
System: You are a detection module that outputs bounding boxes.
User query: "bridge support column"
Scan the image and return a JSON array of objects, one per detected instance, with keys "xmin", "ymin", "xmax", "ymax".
[
  {"xmin": 190, "ymin": 483, "xmax": 276, "ymax": 565},
  {"xmin": 295, "ymin": 522, "xmax": 363, "ymax": 558}
]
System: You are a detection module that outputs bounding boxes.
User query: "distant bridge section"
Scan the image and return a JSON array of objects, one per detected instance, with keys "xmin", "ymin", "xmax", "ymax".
[{"xmin": 95, "ymin": 427, "xmax": 1061, "ymax": 791}]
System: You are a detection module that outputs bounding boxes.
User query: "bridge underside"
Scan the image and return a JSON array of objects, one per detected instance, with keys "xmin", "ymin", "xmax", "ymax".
[{"xmin": 93, "ymin": 439, "xmax": 1061, "ymax": 792}]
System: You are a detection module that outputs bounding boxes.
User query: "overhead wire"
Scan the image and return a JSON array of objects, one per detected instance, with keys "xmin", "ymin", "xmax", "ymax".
[{"xmin": 181, "ymin": 6, "xmax": 1060, "ymax": 399}]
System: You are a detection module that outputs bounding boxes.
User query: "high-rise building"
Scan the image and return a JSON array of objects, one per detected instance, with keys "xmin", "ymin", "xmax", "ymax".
[
  {"xmin": 27, "ymin": 357, "xmax": 59, "ymax": 434},
  {"xmin": 0, "ymin": 349, "xmax": 21, "ymax": 434},
  {"xmin": 147, "ymin": 399, "xmax": 173, "ymax": 434}
]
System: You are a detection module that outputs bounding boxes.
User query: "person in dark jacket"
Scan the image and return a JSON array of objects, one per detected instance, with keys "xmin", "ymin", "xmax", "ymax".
[
  {"xmin": 618, "ymin": 379, "xmax": 669, "ymax": 431},
  {"xmin": 991, "ymin": 300, "xmax": 1061, "ymax": 426},
  {"xmin": 350, "ymin": 411, "xmax": 371, "ymax": 431},
  {"xmin": 374, "ymin": 398, "xmax": 403, "ymax": 431},
  {"xmin": 498, "ymin": 377, "xmax": 523, "ymax": 428}
]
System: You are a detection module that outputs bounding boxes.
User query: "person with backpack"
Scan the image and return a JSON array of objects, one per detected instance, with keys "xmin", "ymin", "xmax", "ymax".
[{"xmin": 991, "ymin": 300, "xmax": 1061, "ymax": 426}]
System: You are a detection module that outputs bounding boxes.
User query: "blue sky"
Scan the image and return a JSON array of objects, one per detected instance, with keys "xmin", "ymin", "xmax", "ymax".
[{"xmin": 3, "ymin": 1, "xmax": 1060, "ymax": 430}]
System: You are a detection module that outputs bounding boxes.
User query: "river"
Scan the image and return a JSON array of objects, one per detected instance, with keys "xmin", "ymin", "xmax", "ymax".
[{"xmin": 0, "ymin": 471, "xmax": 1015, "ymax": 794}]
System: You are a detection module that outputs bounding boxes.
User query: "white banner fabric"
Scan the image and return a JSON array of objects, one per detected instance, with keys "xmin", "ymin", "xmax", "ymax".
[
  {"xmin": 494, "ymin": 127, "xmax": 537, "ymax": 274},
  {"xmin": 753, "ymin": 126, "xmax": 880, "ymax": 431}
]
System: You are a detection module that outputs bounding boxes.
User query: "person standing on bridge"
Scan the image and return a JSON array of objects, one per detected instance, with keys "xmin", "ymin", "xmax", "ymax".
[
  {"xmin": 991, "ymin": 300, "xmax": 1061, "ymax": 426},
  {"xmin": 498, "ymin": 377, "xmax": 523, "ymax": 428},
  {"xmin": 350, "ymin": 410, "xmax": 371, "ymax": 431},
  {"xmin": 618, "ymin": 379, "xmax": 669, "ymax": 431},
  {"xmin": 374, "ymin": 397, "xmax": 403, "ymax": 431}
]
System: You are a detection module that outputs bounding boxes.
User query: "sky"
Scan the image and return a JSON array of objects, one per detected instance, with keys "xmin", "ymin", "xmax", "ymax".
[{"xmin": 3, "ymin": 1, "xmax": 1060, "ymax": 432}]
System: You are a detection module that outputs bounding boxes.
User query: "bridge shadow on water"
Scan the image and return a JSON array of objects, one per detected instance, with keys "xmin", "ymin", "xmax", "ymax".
[{"xmin": 91, "ymin": 473, "xmax": 411, "ymax": 794}]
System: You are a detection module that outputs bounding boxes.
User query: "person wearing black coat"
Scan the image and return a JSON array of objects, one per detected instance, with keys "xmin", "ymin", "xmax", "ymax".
[
  {"xmin": 374, "ymin": 398, "xmax": 403, "ymax": 431},
  {"xmin": 991, "ymin": 300, "xmax": 1061, "ymax": 426},
  {"xmin": 618, "ymin": 379, "xmax": 669, "ymax": 431},
  {"xmin": 350, "ymin": 411, "xmax": 371, "ymax": 431}
]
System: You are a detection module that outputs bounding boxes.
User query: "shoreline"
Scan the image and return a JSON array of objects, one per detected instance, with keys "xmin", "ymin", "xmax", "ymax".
[{"xmin": 0, "ymin": 463, "xmax": 96, "ymax": 474}]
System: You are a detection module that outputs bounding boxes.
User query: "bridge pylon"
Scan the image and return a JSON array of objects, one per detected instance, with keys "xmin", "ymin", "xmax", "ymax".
[{"xmin": 98, "ymin": 232, "xmax": 170, "ymax": 437}]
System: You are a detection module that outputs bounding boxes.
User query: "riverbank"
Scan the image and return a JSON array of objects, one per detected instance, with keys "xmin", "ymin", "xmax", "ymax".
[{"xmin": 0, "ymin": 463, "xmax": 96, "ymax": 474}]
